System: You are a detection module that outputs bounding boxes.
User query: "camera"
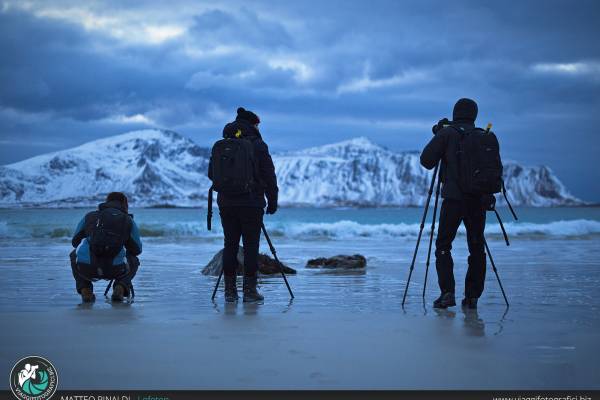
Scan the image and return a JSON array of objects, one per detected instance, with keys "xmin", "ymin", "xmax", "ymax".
[{"xmin": 432, "ymin": 118, "xmax": 450, "ymax": 135}]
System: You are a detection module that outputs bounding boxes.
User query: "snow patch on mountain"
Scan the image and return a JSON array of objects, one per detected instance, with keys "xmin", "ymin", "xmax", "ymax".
[
  {"xmin": 275, "ymin": 137, "xmax": 582, "ymax": 207},
  {"xmin": 0, "ymin": 129, "xmax": 211, "ymax": 207},
  {"xmin": 0, "ymin": 129, "xmax": 583, "ymax": 207}
]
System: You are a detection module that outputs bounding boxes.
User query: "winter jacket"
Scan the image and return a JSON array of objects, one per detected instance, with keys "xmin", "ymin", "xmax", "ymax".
[
  {"xmin": 208, "ymin": 118, "xmax": 279, "ymax": 209},
  {"xmin": 420, "ymin": 120, "xmax": 481, "ymax": 200},
  {"xmin": 72, "ymin": 200, "xmax": 142, "ymax": 267}
]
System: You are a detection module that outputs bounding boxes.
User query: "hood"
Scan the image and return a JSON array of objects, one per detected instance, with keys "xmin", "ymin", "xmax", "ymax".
[
  {"xmin": 98, "ymin": 200, "xmax": 127, "ymax": 213},
  {"xmin": 452, "ymin": 98, "xmax": 478, "ymax": 122},
  {"xmin": 222, "ymin": 119, "xmax": 262, "ymax": 140}
]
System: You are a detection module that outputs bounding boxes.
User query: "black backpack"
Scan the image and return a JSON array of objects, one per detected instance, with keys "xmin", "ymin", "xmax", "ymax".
[
  {"xmin": 209, "ymin": 137, "xmax": 257, "ymax": 195},
  {"xmin": 454, "ymin": 126, "xmax": 503, "ymax": 195},
  {"xmin": 88, "ymin": 208, "xmax": 129, "ymax": 258}
]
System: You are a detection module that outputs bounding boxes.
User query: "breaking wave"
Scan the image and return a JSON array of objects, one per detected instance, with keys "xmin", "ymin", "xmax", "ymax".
[
  {"xmin": 1, "ymin": 219, "xmax": 599, "ymax": 240},
  {"xmin": 267, "ymin": 219, "xmax": 600, "ymax": 239}
]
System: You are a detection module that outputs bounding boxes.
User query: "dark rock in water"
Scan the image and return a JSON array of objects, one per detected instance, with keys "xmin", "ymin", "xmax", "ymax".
[
  {"xmin": 306, "ymin": 254, "xmax": 367, "ymax": 269},
  {"xmin": 202, "ymin": 247, "xmax": 297, "ymax": 276}
]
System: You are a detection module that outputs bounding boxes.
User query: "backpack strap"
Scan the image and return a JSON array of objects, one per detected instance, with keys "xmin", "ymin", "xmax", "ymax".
[
  {"xmin": 449, "ymin": 125, "xmax": 462, "ymax": 135},
  {"xmin": 121, "ymin": 211, "xmax": 129, "ymax": 247},
  {"xmin": 240, "ymin": 135, "xmax": 262, "ymax": 191},
  {"xmin": 449, "ymin": 125, "xmax": 484, "ymax": 135},
  {"xmin": 451, "ymin": 125, "xmax": 481, "ymax": 153}
]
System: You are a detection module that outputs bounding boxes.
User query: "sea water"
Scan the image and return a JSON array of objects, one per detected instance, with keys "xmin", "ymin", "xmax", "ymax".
[
  {"xmin": 0, "ymin": 206, "xmax": 599, "ymax": 313},
  {"xmin": 1, "ymin": 207, "xmax": 599, "ymax": 389}
]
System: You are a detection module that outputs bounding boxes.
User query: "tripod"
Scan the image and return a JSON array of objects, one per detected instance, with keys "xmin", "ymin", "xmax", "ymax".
[
  {"xmin": 211, "ymin": 223, "xmax": 294, "ymax": 300},
  {"xmin": 103, "ymin": 255, "xmax": 139, "ymax": 300},
  {"xmin": 103, "ymin": 280, "xmax": 136, "ymax": 300},
  {"xmin": 401, "ymin": 162, "xmax": 440, "ymax": 306},
  {"xmin": 401, "ymin": 161, "xmax": 510, "ymax": 307}
]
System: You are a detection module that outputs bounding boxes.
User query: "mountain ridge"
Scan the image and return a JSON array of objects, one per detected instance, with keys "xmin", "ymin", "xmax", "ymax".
[{"xmin": 0, "ymin": 129, "xmax": 583, "ymax": 208}]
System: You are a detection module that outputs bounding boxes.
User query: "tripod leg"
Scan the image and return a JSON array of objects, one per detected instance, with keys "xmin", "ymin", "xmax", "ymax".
[
  {"xmin": 502, "ymin": 182, "xmax": 518, "ymax": 221},
  {"xmin": 261, "ymin": 223, "xmax": 294, "ymax": 299},
  {"xmin": 484, "ymin": 238, "xmax": 509, "ymax": 307},
  {"xmin": 211, "ymin": 268, "xmax": 223, "ymax": 300},
  {"xmin": 423, "ymin": 175, "xmax": 442, "ymax": 299},
  {"xmin": 207, "ymin": 187, "xmax": 213, "ymax": 231},
  {"xmin": 402, "ymin": 163, "xmax": 439, "ymax": 306},
  {"xmin": 104, "ymin": 280, "xmax": 113, "ymax": 297},
  {"xmin": 494, "ymin": 209, "xmax": 510, "ymax": 246}
]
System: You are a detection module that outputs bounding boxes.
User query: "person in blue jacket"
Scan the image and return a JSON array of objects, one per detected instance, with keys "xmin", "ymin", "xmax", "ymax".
[{"xmin": 70, "ymin": 192, "xmax": 142, "ymax": 302}]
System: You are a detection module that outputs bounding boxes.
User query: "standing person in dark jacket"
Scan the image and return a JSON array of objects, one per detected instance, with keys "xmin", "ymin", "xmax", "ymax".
[
  {"xmin": 420, "ymin": 98, "xmax": 490, "ymax": 310},
  {"xmin": 208, "ymin": 107, "xmax": 279, "ymax": 303},
  {"xmin": 70, "ymin": 192, "xmax": 142, "ymax": 302}
]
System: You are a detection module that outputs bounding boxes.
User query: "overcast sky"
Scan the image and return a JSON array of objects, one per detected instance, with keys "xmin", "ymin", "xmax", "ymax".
[{"xmin": 0, "ymin": 0, "xmax": 599, "ymax": 200}]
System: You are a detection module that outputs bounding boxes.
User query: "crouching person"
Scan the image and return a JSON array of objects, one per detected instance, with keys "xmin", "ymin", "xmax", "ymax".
[
  {"xmin": 70, "ymin": 192, "xmax": 142, "ymax": 302},
  {"xmin": 208, "ymin": 107, "xmax": 279, "ymax": 303}
]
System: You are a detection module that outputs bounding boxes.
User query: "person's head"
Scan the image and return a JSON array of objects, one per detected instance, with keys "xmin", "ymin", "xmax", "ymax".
[
  {"xmin": 106, "ymin": 192, "xmax": 128, "ymax": 212},
  {"xmin": 24, "ymin": 364, "xmax": 30, "ymax": 371},
  {"xmin": 236, "ymin": 107, "xmax": 260, "ymax": 128},
  {"xmin": 452, "ymin": 98, "xmax": 478, "ymax": 122}
]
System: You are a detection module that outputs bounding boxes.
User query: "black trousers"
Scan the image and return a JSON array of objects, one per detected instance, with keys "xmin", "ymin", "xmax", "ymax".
[
  {"xmin": 69, "ymin": 250, "xmax": 139, "ymax": 296},
  {"xmin": 219, "ymin": 207, "xmax": 264, "ymax": 277},
  {"xmin": 435, "ymin": 197, "xmax": 486, "ymax": 298}
]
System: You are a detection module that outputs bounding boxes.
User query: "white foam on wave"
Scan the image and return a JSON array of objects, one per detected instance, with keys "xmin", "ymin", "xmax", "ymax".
[
  {"xmin": 1, "ymin": 219, "xmax": 599, "ymax": 240},
  {"xmin": 280, "ymin": 219, "xmax": 600, "ymax": 239},
  {"xmin": 498, "ymin": 219, "xmax": 600, "ymax": 237},
  {"xmin": 96, "ymin": 218, "xmax": 600, "ymax": 239},
  {"xmin": 139, "ymin": 221, "xmax": 222, "ymax": 238},
  {"xmin": 277, "ymin": 220, "xmax": 420, "ymax": 239}
]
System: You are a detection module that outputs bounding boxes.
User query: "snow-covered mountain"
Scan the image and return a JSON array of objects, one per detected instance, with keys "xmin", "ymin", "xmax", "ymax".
[
  {"xmin": 0, "ymin": 130, "xmax": 582, "ymax": 207},
  {"xmin": 0, "ymin": 130, "xmax": 211, "ymax": 207},
  {"xmin": 275, "ymin": 137, "xmax": 582, "ymax": 207}
]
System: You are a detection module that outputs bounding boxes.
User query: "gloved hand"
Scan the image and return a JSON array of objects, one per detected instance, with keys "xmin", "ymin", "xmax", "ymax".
[
  {"xmin": 432, "ymin": 118, "xmax": 450, "ymax": 135},
  {"xmin": 266, "ymin": 202, "xmax": 278, "ymax": 215}
]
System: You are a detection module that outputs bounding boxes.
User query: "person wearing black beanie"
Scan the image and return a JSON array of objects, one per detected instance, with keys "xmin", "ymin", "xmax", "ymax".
[
  {"xmin": 208, "ymin": 107, "xmax": 278, "ymax": 303},
  {"xmin": 236, "ymin": 107, "xmax": 260, "ymax": 125},
  {"xmin": 419, "ymin": 98, "xmax": 492, "ymax": 310}
]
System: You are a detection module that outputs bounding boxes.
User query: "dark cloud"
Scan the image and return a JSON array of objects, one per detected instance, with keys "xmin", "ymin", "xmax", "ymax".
[
  {"xmin": 0, "ymin": 1, "xmax": 599, "ymax": 200},
  {"xmin": 190, "ymin": 8, "xmax": 293, "ymax": 49}
]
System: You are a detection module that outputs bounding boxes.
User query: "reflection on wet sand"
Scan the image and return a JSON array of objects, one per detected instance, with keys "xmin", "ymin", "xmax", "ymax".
[{"xmin": 462, "ymin": 308, "xmax": 485, "ymax": 337}]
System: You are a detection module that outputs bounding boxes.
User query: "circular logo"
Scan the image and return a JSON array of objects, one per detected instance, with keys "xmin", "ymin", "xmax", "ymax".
[{"xmin": 9, "ymin": 356, "xmax": 58, "ymax": 400}]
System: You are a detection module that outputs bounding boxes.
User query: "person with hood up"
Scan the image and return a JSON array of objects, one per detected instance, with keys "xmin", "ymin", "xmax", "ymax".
[
  {"xmin": 420, "ymin": 98, "xmax": 491, "ymax": 310},
  {"xmin": 70, "ymin": 192, "xmax": 142, "ymax": 302}
]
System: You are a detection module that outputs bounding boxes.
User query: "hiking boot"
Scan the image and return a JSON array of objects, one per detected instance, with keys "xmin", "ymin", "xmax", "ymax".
[
  {"xmin": 111, "ymin": 283, "xmax": 125, "ymax": 302},
  {"xmin": 433, "ymin": 292, "xmax": 456, "ymax": 309},
  {"xmin": 243, "ymin": 275, "xmax": 264, "ymax": 303},
  {"xmin": 224, "ymin": 275, "xmax": 239, "ymax": 303},
  {"xmin": 461, "ymin": 297, "xmax": 478, "ymax": 310},
  {"xmin": 81, "ymin": 287, "xmax": 95, "ymax": 303}
]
